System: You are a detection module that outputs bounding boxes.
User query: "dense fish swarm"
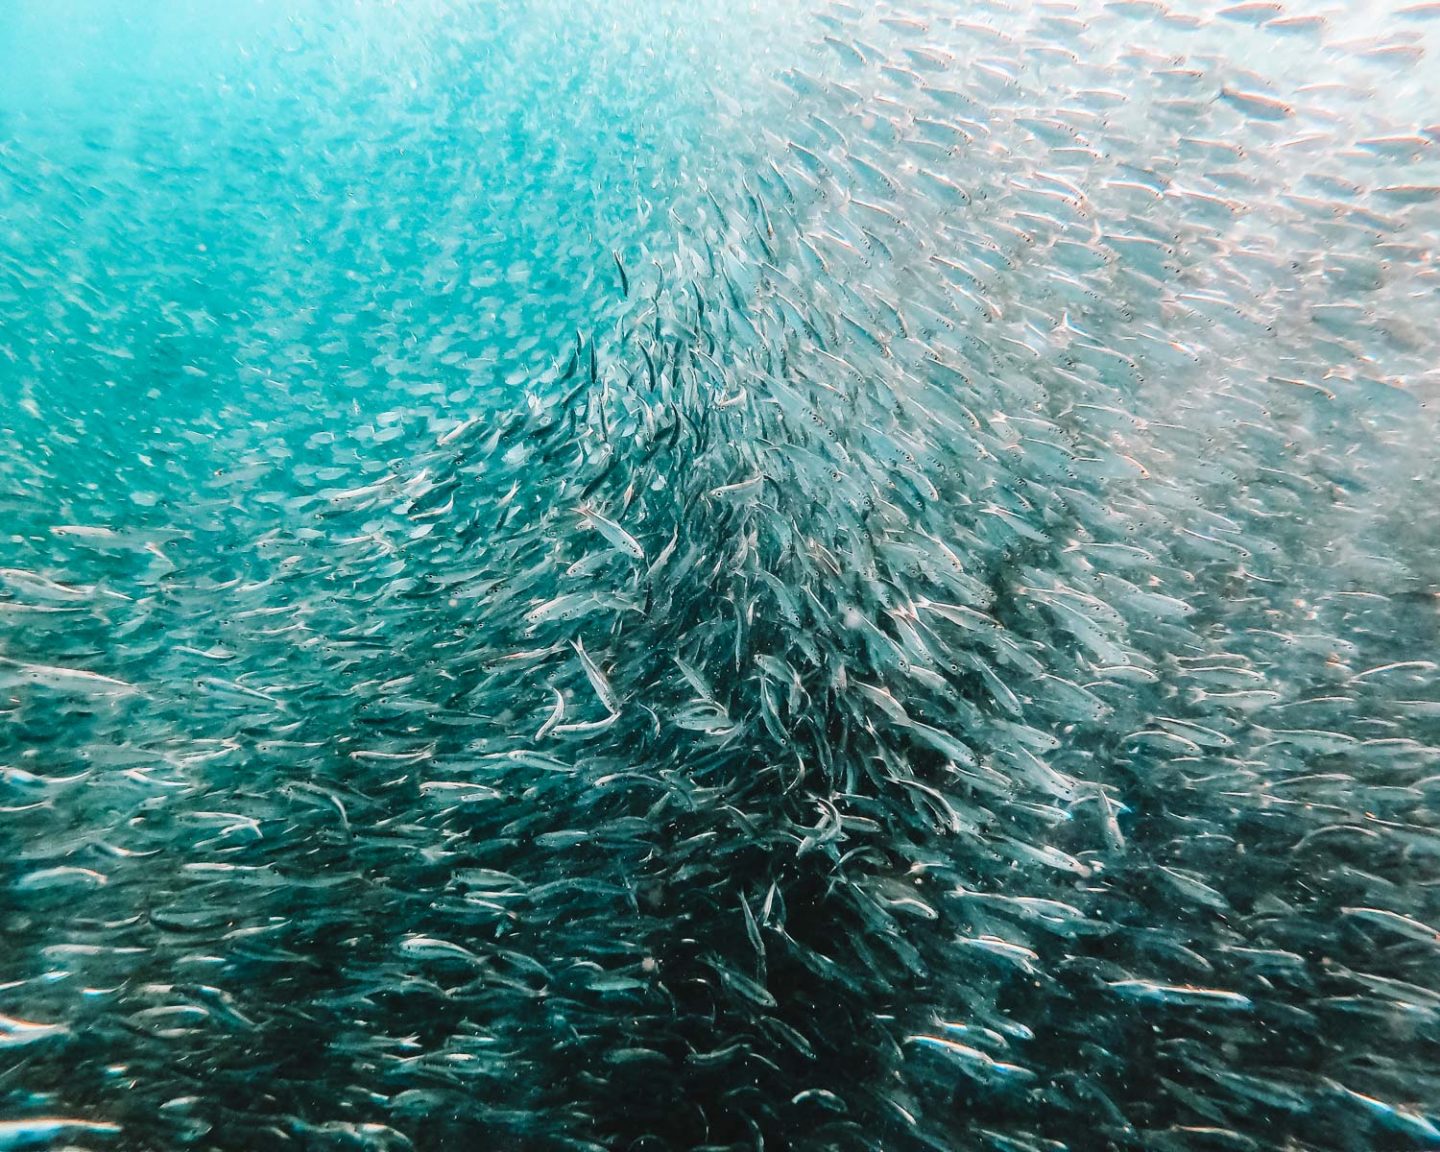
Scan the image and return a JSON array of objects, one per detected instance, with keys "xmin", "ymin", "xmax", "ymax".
[{"xmin": 3, "ymin": 0, "xmax": 1440, "ymax": 1149}]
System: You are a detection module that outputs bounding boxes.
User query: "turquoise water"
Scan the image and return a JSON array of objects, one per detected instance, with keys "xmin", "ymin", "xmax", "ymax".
[{"xmin": 2, "ymin": 2, "xmax": 1439, "ymax": 1149}]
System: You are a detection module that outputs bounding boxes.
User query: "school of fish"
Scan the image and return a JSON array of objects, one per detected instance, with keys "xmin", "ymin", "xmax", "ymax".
[{"xmin": 1, "ymin": 0, "xmax": 1438, "ymax": 1149}]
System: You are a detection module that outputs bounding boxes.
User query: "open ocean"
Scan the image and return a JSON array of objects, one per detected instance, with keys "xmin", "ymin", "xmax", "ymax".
[{"xmin": 1, "ymin": 2, "xmax": 1438, "ymax": 1149}]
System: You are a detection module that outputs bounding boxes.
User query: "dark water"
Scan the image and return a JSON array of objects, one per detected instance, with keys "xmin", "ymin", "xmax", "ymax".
[{"xmin": 2, "ymin": 2, "xmax": 1439, "ymax": 1149}]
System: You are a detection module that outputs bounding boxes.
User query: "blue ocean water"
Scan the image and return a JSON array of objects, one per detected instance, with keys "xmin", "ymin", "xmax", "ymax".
[{"xmin": 2, "ymin": 2, "xmax": 1439, "ymax": 1150}]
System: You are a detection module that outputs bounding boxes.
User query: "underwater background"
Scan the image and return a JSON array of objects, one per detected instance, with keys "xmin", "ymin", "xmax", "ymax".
[{"xmin": 2, "ymin": 1, "xmax": 1439, "ymax": 1149}]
